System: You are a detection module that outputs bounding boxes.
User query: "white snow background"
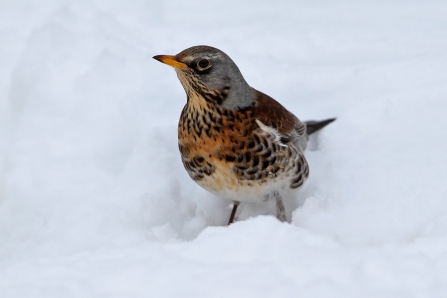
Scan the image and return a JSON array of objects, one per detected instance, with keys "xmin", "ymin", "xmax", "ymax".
[{"xmin": 1, "ymin": 0, "xmax": 447, "ymax": 297}]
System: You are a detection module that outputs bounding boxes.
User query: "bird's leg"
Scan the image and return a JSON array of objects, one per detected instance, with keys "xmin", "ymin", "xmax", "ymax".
[
  {"xmin": 228, "ymin": 201, "xmax": 240, "ymax": 225},
  {"xmin": 275, "ymin": 193, "xmax": 287, "ymax": 222}
]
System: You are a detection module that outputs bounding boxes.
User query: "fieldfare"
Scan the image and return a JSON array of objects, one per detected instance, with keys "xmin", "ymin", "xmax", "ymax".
[{"xmin": 154, "ymin": 46, "xmax": 335, "ymax": 224}]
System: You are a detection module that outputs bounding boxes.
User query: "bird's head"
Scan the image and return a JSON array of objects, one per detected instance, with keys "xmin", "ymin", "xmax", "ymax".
[{"xmin": 153, "ymin": 46, "xmax": 255, "ymax": 110}]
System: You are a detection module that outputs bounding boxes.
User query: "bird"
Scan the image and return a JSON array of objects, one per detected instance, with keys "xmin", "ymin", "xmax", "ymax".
[{"xmin": 153, "ymin": 46, "xmax": 335, "ymax": 224}]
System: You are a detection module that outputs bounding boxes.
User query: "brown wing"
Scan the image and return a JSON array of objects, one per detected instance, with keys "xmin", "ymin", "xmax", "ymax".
[{"xmin": 253, "ymin": 89, "xmax": 306, "ymax": 137}]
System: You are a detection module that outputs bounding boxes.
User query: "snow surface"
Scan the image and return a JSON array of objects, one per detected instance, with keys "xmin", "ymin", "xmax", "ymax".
[{"xmin": 1, "ymin": 0, "xmax": 447, "ymax": 297}]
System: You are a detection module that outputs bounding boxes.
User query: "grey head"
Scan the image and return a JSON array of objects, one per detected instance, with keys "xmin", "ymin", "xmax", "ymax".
[{"xmin": 153, "ymin": 46, "xmax": 255, "ymax": 110}]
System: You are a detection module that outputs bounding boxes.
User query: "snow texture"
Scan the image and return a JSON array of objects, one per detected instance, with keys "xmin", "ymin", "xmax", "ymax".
[{"xmin": 1, "ymin": 1, "xmax": 447, "ymax": 297}]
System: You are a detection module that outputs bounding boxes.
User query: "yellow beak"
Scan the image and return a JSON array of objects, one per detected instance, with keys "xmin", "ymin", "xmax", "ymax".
[{"xmin": 153, "ymin": 55, "xmax": 188, "ymax": 69}]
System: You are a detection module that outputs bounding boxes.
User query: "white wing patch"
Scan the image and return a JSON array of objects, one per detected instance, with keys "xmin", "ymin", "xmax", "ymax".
[{"xmin": 255, "ymin": 119, "xmax": 288, "ymax": 147}]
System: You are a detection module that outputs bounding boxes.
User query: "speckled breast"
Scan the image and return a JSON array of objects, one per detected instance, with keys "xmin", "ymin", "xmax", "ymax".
[{"xmin": 178, "ymin": 98, "xmax": 309, "ymax": 202}]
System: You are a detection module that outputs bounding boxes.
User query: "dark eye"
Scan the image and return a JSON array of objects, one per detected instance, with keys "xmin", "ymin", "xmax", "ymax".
[{"xmin": 197, "ymin": 58, "xmax": 211, "ymax": 70}]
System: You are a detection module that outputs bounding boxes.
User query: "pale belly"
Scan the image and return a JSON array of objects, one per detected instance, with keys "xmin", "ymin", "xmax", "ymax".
[{"xmin": 194, "ymin": 159, "xmax": 298, "ymax": 203}]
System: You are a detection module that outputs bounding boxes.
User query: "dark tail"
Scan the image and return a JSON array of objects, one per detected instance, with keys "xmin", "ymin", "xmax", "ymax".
[{"xmin": 305, "ymin": 118, "xmax": 336, "ymax": 135}]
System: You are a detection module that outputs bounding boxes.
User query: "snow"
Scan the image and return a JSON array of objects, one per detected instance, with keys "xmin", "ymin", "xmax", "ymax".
[{"xmin": 1, "ymin": 0, "xmax": 447, "ymax": 297}]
